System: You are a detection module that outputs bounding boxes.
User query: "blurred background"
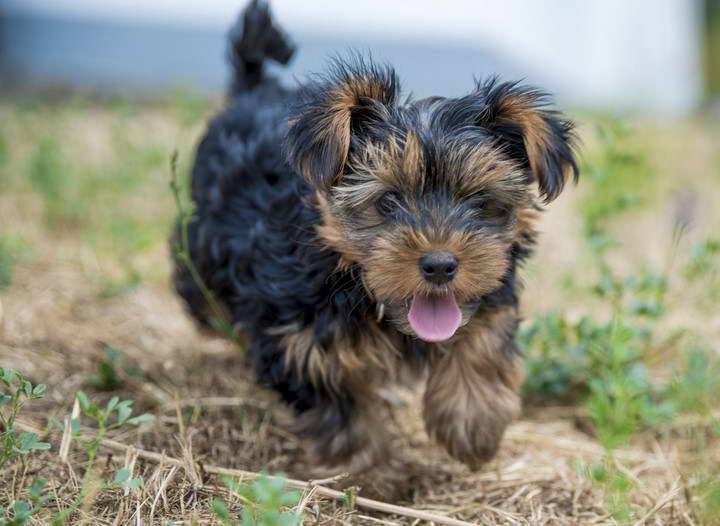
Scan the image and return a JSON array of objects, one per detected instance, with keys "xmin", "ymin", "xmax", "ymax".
[
  {"xmin": 2, "ymin": 0, "xmax": 719, "ymax": 116},
  {"xmin": 1, "ymin": 2, "xmax": 720, "ymax": 525}
]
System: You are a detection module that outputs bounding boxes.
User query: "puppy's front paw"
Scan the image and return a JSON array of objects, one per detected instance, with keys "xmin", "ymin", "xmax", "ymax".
[{"xmin": 423, "ymin": 365, "xmax": 520, "ymax": 470}]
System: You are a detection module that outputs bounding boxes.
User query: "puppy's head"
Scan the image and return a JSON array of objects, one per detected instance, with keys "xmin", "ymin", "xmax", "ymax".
[{"xmin": 285, "ymin": 58, "xmax": 578, "ymax": 342}]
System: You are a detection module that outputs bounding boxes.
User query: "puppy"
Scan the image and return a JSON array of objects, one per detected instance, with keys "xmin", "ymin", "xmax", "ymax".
[{"xmin": 173, "ymin": 0, "xmax": 578, "ymax": 476}]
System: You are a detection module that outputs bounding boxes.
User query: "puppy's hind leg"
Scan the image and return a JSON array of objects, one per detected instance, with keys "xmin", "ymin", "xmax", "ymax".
[
  {"xmin": 251, "ymin": 331, "xmax": 391, "ymax": 478},
  {"xmin": 293, "ymin": 390, "xmax": 389, "ymax": 478}
]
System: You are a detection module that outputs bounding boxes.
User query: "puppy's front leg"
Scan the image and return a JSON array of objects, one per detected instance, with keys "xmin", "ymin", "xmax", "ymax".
[{"xmin": 422, "ymin": 309, "xmax": 523, "ymax": 469}]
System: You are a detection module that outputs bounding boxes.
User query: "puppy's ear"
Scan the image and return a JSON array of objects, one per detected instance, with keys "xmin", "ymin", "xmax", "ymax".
[
  {"xmin": 284, "ymin": 58, "xmax": 399, "ymax": 192},
  {"xmin": 476, "ymin": 78, "xmax": 578, "ymax": 202}
]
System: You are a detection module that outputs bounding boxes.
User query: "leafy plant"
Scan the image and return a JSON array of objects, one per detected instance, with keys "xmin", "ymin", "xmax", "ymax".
[
  {"xmin": 85, "ymin": 346, "xmax": 144, "ymax": 391},
  {"xmin": 27, "ymin": 136, "xmax": 77, "ymax": 226},
  {"xmin": 213, "ymin": 473, "xmax": 302, "ymax": 526},
  {"xmin": 53, "ymin": 392, "xmax": 154, "ymax": 523},
  {"xmin": 685, "ymin": 238, "xmax": 720, "ymax": 310},
  {"xmin": 0, "ymin": 368, "xmax": 50, "ymax": 469},
  {"xmin": 0, "ymin": 479, "xmax": 51, "ymax": 526},
  {"xmin": 665, "ymin": 347, "xmax": 720, "ymax": 417},
  {"xmin": 169, "ymin": 151, "xmax": 237, "ymax": 340},
  {"xmin": 581, "ymin": 120, "xmax": 653, "ymax": 257},
  {"xmin": 0, "ymin": 237, "xmax": 28, "ymax": 292}
]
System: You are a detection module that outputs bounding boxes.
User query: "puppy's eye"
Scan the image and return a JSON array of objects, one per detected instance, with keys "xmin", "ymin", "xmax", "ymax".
[
  {"xmin": 376, "ymin": 191, "xmax": 400, "ymax": 216},
  {"xmin": 473, "ymin": 197, "xmax": 510, "ymax": 222},
  {"xmin": 478, "ymin": 199, "xmax": 507, "ymax": 218}
]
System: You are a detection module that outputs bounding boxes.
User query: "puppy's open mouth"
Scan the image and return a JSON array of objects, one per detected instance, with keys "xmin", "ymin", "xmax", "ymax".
[{"xmin": 408, "ymin": 293, "xmax": 462, "ymax": 343}]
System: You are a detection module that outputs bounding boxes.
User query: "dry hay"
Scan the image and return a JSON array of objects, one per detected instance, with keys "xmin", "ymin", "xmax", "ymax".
[{"xmin": 0, "ymin": 246, "xmax": 694, "ymax": 525}]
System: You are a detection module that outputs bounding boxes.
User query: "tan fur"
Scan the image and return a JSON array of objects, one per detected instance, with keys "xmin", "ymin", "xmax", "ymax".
[
  {"xmin": 514, "ymin": 205, "xmax": 541, "ymax": 245},
  {"xmin": 444, "ymin": 143, "xmax": 527, "ymax": 200},
  {"xmin": 282, "ymin": 321, "xmax": 402, "ymax": 394},
  {"xmin": 494, "ymin": 93, "xmax": 574, "ymax": 192},
  {"xmin": 423, "ymin": 308, "xmax": 523, "ymax": 468},
  {"xmin": 365, "ymin": 226, "xmax": 510, "ymax": 304},
  {"xmin": 292, "ymin": 76, "xmax": 395, "ymax": 187},
  {"xmin": 344, "ymin": 135, "xmax": 526, "ymax": 202},
  {"xmin": 315, "ymin": 192, "xmax": 362, "ymax": 270}
]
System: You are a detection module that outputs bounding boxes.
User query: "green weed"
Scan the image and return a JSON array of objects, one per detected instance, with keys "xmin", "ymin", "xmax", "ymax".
[
  {"xmin": 0, "ymin": 369, "xmax": 50, "ymax": 470},
  {"xmin": 0, "ymin": 479, "xmax": 51, "ymax": 526},
  {"xmin": 666, "ymin": 347, "xmax": 720, "ymax": 417},
  {"xmin": 27, "ymin": 137, "xmax": 63, "ymax": 215},
  {"xmin": 170, "ymin": 150, "xmax": 237, "ymax": 340},
  {"xmin": 54, "ymin": 392, "xmax": 154, "ymax": 523},
  {"xmin": 0, "ymin": 237, "xmax": 29, "ymax": 291},
  {"xmin": 581, "ymin": 119, "xmax": 653, "ymax": 255},
  {"xmin": 0, "ymin": 369, "xmax": 51, "ymax": 526},
  {"xmin": 686, "ymin": 238, "xmax": 720, "ymax": 310},
  {"xmin": 169, "ymin": 88, "xmax": 211, "ymax": 128},
  {"xmin": 213, "ymin": 473, "xmax": 302, "ymax": 526},
  {"xmin": 27, "ymin": 136, "xmax": 85, "ymax": 226},
  {"xmin": 85, "ymin": 346, "xmax": 144, "ymax": 391}
]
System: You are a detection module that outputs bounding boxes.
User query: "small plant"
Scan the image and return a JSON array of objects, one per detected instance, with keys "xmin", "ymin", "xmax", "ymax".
[
  {"xmin": 73, "ymin": 391, "xmax": 154, "ymax": 481},
  {"xmin": 665, "ymin": 347, "xmax": 720, "ymax": 417},
  {"xmin": 0, "ymin": 479, "xmax": 51, "ymax": 526},
  {"xmin": 213, "ymin": 473, "xmax": 302, "ymax": 526},
  {"xmin": 686, "ymin": 239, "xmax": 720, "ymax": 278},
  {"xmin": 685, "ymin": 238, "xmax": 720, "ymax": 310},
  {"xmin": 27, "ymin": 136, "xmax": 75, "ymax": 226},
  {"xmin": 169, "ymin": 151, "xmax": 237, "ymax": 340},
  {"xmin": 583, "ymin": 319, "xmax": 673, "ymax": 450},
  {"xmin": 0, "ymin": 237, "xmax": 27, "ymax": 292},
  {"xmin": 341, "ymin": 487, "xmax": 358, "ymax": 512},
  {"xmin": 586, "ymin": 461, "xmax": 635, "ymax": 522},
  {"xmin": 53, "ymin": 392, "xmax": 154, "ymax": 523},
  {"xmin": 85, "ymin": 346, "xmax": 144, "ymax": 391},
  {"xmin": 169, "ymin": 87, "xmax": 210, "ymax": 128},
  {"xmin": 0, "ymin": 369, "xmax": 50, "ymax": 469},
  {"xmin": 581, "ymin": 120, "xmax": 653, "ymax": 258}
]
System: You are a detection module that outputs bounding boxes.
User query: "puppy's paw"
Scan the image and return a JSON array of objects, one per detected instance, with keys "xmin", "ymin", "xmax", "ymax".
[{"xmin": 423, "ymin": 376, "xmax": 520, "ymax": 470}]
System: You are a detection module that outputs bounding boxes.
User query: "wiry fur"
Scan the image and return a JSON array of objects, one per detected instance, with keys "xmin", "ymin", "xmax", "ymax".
[{"xmin": 172, "ymin": 0, "xmax": 579, "ymax": 478}]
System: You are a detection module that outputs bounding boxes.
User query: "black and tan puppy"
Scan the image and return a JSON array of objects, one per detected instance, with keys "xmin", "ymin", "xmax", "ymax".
[{"xmin": 173, "ymin": 0, "xmax": 578, "ymax": 476}]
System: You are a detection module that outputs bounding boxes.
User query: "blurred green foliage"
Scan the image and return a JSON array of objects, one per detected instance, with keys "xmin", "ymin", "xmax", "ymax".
[{"xmin": 520, "ymin": 119, "xmax": 720, "ymax": 522}]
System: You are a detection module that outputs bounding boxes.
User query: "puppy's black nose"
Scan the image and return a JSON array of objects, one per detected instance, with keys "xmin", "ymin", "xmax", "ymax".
[{"xmin": 419, "ymin": 252, "xmax": 458, "ymax": 285}]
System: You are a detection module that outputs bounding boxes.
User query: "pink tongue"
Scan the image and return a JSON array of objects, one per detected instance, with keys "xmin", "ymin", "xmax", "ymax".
[{"xmin": 408, "ymin": 293, "xmax": 462, "ymax": 342}]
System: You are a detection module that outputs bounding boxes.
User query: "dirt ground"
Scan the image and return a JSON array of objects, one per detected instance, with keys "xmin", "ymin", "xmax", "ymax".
[{"xmin": 1, "ymin": 98, "xmax": 719, "ymax": 525}]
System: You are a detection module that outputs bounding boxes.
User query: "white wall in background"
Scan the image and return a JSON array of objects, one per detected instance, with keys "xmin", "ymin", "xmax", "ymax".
[{"xmin": 5, "ymin": 0, "xmax": 703, "ymax": 115}]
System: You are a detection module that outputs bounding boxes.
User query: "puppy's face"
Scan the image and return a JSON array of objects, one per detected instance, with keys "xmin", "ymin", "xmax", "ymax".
[{"xmin": 286, "ymin": 61, "xmax": 577, "ymax": 342}]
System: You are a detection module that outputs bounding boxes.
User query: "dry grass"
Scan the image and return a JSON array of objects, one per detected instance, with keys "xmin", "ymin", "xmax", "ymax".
[{"xmin": 0, "ymin": 96, "xmax": 719, "ymax": 525}]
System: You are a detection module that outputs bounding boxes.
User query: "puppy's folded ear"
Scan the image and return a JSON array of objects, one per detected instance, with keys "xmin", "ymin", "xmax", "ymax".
[
  {"xmin": 284, "ymin": 58, "xmax": 399, "ymax": 192},
  {"xmin": 475, "ymin": 78, "xmax": 578, "ymax": 202}
]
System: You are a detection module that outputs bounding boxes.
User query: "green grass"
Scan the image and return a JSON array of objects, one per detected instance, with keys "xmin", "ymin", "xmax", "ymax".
[
  {"xmin": 0, "ymin": 129, "xmax": 7, "ymax": 173},
  {"xmin": 27, "ymin": 136, "xmax": 78, "ymax": 226},
  {"xmin": 0, "ymin": 237, "xmax": 29, "ymax": 291}
]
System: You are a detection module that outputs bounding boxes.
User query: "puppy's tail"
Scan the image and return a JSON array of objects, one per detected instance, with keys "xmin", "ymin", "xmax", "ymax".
[{"xmin": 227, "ymin": 0, "xmax": 295, "ymax": 95}]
